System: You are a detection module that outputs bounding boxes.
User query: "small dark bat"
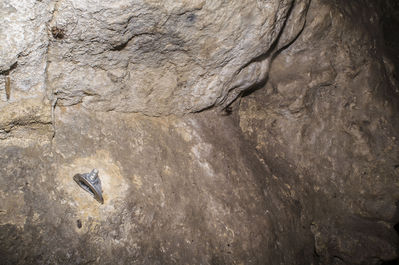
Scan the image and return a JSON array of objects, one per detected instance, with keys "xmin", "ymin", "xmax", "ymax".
[{"xmin": 51, "ymin": 26, "xmax": 65, "ymax": 39}]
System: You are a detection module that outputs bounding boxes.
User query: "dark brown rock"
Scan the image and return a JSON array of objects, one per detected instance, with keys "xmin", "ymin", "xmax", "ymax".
[{"xmin": 238, "ymin": 0, "xmax": 399, "ymax": 264}]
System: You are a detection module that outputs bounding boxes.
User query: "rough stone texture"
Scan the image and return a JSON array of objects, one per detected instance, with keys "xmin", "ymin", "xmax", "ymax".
[
  {"xmin": 0, "ymin": 0, "xmax": 312, "ymax": 115},
  {"xmin": 46, "ymin": 0, "xmax": 310, "ymax": 115},
  {"xmin": 0, "ymin": 108, "xmax": 315, "ymax": 265},
  {"xmin": 0, "ymin": 0, "xmax": 51, "ymax": 103},
  {"xmin": 1, "ymin": 0, "xmax": 399, "ymax": 264},
  {"xmin": 238, "ymin": 0, "xmax": 399, "ymax": 264}
]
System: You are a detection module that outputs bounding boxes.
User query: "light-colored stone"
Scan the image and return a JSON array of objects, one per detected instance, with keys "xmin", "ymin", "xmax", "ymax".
[
  {"xmin": 0, "ymin": 0, "xmax": 309, "ymax": 117},
  {"xmin": 0, "ymin": 0, "xmax": 51, "ymax": 104},
  {"xmin": 46, "ymin": 0, "xmax": 302, "ymax": 115}
]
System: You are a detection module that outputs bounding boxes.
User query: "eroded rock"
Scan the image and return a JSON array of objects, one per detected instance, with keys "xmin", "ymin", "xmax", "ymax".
[
  {"xmin": 238, "ymin": 0, "xmax": 399, "ymax": 263},
  {"xmin": 1, "ymin": 108, "xmax": 292, "ymax": 265},
  {"xmin": 1, "ymin": 0, "xmax": 398, "ymax": 264},
  {"xmin": 46, "ymin": 0, "xmax": 306, "ymax": 115}
]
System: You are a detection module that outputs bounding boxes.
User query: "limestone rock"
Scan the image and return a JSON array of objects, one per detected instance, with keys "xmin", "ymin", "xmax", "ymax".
[
  {"xmin": 0, "ymin": 108, "xmax": 303, "ymax": 265},
  {"xmin": 46, "ymin": 0, "xmax": 306, "ymax": 115},
  {"xmin": 0, "ymin": 0, "xmax": 51, "ymax": 104},
  {"xmin": 1, "ymin": 0, "xmax": 311, "ymax": 117},
  {"xmin": 238, "ymin": 0, "xmax": 399, "ymax": 263},
  {"xmin": 1, "ymin": 0, "xmax": 399, "ymax": 264}
]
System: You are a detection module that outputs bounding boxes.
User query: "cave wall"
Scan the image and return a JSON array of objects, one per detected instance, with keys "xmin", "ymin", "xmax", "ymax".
[
  {"xmin": 1, "ymin": 0, "xmax": 309, "ymax": 115},
  {"xmin": 238, "ymin": 0, "xmax": 399, "ymax": 263},
  {"xmin": 0, "ymin": 0, "xmax": 398, "ymax": 264}
]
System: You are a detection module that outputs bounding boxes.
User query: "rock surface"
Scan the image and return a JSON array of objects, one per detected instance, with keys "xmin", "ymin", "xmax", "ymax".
[
  {"xmin": 0, "ymin": 0, "xmax": 51, "ymax": 103},
  {"xmin": 0, "ymin": 106, "xmax": 319, "ymax": 265},
  {"xmin": 238, "ymin": 0, "xmax": 399, "ymax": 264},
  {"xmin": 46, "ymin": 0, "xmax": 306, "ymax": 115},
  {"xmin": 1, "ymin": 0, "xmax": 398, "ymax": 264},
  {"xmin": 0, "ymin": 109, "xmax": 278, "ymax": 264},
  {"xmin": 0, "ymin": 0, "xmax": 313, "ymax": 115}
]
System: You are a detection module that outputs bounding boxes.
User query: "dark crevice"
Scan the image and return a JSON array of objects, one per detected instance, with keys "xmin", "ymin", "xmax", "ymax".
[
  {"xmin": 381, "ymin": 259, "xmax": 399, "ymax": 265},
  {"xmin": 0, "ymin": 62, "xmax": 18, "ymax": 75},
  {"xmin": 235, "ymin": 0, "xmax": 297, "ymax": 73},
  {"xmin": 333, "ymin": 255, "xmax": 345, "ymax": 262},
  {"xmin": 394, "ymin": 222, "xmax": 399, "ymax": 235},
  {"xmin": 381, "ymin": 0, "xmax": 399, "ymax": 97},
  {"xmin": 222, "ymin": 0, "xmax": 307, "ymax": 111},
  {"xmin": 394, "ymin": 201, "xmax": 399, "ymax": 235},
  {"xmin": 241, "ymin": 76, "xmax": 269, "ymax": 98},
  {"xmin": 111, "ymin": 40, "xmax": 129, "ymax": 51},
  {"xmin": 381, "ymin": 1, "xmax": 399, "ymax": 62},
  {"xmin": 313, "ymin": 246, "xmax": 320, "ymax": 265}
]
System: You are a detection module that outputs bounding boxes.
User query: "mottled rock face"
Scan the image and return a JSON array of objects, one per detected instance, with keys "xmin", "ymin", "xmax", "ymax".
[
  {"xmin": 47, "ymin": 0, "xmax": 308, "ymax": 115},
  {"xmin": 238, "ymin": 0, "xmax": 399, "ymax": 263},
  {"xmin": 0, "ymin": 0, "xmax": 312, "ymax": 115},
  {"xmin": 0, "ymin": 110, "xmax": 281, "ymax": 265},
  {"xmin": 1, "ymin": 0, "xmax": 399, "ymax": 264},
  {"xmin": 0, "ymin": 0, "xmax": 50, "ymax": 102}
]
